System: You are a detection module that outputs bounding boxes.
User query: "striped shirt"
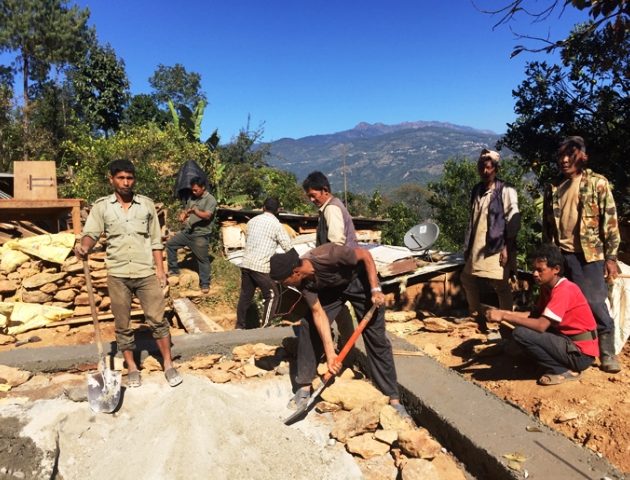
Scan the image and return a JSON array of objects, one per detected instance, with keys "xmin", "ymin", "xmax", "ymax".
[{"xmin": 241, "ymin": 212, "xmax": 292, "ymax": 273}]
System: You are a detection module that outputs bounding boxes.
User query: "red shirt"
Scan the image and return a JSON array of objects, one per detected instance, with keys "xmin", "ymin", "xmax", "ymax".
[{"xmin": 536, "ymin": 278, "xmax": 599, "ymax": 357}]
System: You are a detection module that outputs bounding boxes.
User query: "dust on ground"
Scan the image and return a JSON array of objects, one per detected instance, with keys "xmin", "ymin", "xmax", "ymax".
[
  {"xmin": 0, "ymin": 374, "xmax": 362, "ymax": 480},
  {"xmin": 398, "ymin": 316, "xmax": 630, "ymax": 474}
]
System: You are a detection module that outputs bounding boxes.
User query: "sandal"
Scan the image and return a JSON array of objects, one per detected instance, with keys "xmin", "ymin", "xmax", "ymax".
[
  {"xmin": 164, "ymin": 368, "xmax": 183, "ymax": 387},
  {"xmin": 127, "ymin": 370, "xmax": 141, "ymax": 388},
  {"xmin": 287, "ymin": 388, "xmax": 310, "ymax": 410},
  {"xmin": 537, "ymin": 371, "xmax": 580, "ymax": 386}
]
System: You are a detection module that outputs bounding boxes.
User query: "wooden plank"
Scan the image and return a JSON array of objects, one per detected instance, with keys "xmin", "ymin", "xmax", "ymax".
[
  {"xmin": 45, "ymin": 308, "xmax": 172, "ymax": 328},
  {"xmin": 13, "ymin": 161, "xmax": 57, "ymax": 200},
  {"xmin": 172, "ymin": 298, "xmax": 224, "ymax": 333}
]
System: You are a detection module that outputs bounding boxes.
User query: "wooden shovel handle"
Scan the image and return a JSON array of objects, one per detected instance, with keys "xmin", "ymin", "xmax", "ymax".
[
  {"xmin": 322, "ymin": 304, "xmax": 378, "ymax": 383},
  {"xmin": 83, "ymin": 259, "xmax": 105, "ymax": 358}
]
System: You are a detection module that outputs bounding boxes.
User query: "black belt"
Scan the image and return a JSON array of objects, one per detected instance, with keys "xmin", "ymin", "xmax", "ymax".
[{"xmin": 569, "ymin": 330, "xmax": 598, "ymax": 342}]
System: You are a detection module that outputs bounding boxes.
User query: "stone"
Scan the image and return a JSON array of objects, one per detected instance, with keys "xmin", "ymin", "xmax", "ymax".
[
  {"xmin": 51, "ymin": 373, "xmax": 84, "ymax": 385},
  {"xmin": 422, "ymin": 343, "xmax": 442, "ymax": 357},
  {"xmin": 0, "ymin": 365, "xmax": 31, "ymax": 387},
  {"xmin": 69, "ymin": 276, "xmax": 86, "ymax": 288},
  {"xmin": 0, "ymin": 280, "xmax": 19, "ymax": 294},
  {"xmin": 385, "ymin": 310, "xmax": 417, "ymax": 322},
  {"xmin": 398, "ymin": 429, "xmax": 442, "ymax": 459},
  {"xmin": 73, "ymin": 306, "xmax": 92, "ymax": 316},
  {"xmin": 232, "ymin": 344, "xmax": 256, "ymax": 361},
  {"xmin": 65, "ymin": 386, "xmax": 88, "ymax": 402},
  {"xmin": 0, "ymin": 334, "xmax": 16, "ymax": 345},
  {"xmin": 422, "ymin": 317, "xmax": 454, "ymax": 333},
  {"xmin": 555, "ymin": 411, "xmax": 579, "ymax": 423},
  {"xmin": 55, "ymin": 325, "xmax": 71, "ymax": 333},
  {"xmin": 17, "ymin": 268, "xmax": 40, "ymax": 279},
  {"xmin": 331, "ymin": 402, "xmax": 383, "ymax": 443},
  {"xmin": 206, "ymin": 369, "xmax": 232, "ymax": 383},
  {"xmin": 346, "ymin": 433, "xmax": 391, "ymax": 459},
  {"xmin": 216, "ymin": 360, "xmax": 238, "ymax": 371},
  {"xmin": 142, "ymin": 356, "xmax": 162, "ymax": 372},
  {"xmin": 274, "ymin": 361, "xmax": 290, "ymax": 376},
  {"xmin": 380, "ymin": 405, "xmax": 415, "ymax": 432},
  {"xmin": 178, "ymin": 289, "xmax": 203, "ymax": 298},
  {"xmin": 321, "ymin": 378, "xmax": 389, "ymax": 411},
  {"xmin": 242, "ymin": 363, "xmax": 267, "ymax": 378},
  {"xmin": 356, "ymin": 452, "xmax": 399, "ymax": 480},
  {"xmin": 90, "ymin": 269, "xmax": 108, "ymax": 279},
  {"xmin": 39, "ymin": 283, "xmax": 58, "ymax": 294},
  {"xmin": 315, "ymin": 401, "xmax": 342, "ymax": 413},
  {"xmin": 374, "ymin": 429, "xmax": 398, "ymax": 445},
  {"xmin": 74, "ymin": 292, "xmax": 102, "ymax": 306},
  {"xmin": 186, "ymin": 354, "xmax": 223, "ymax": 370},
  {"xmin": 431, "ymin": 453, "xmax": 468, "ymax": 480},
  {"xmin": 21, "ymin": 290, "xmax": 53, "ymax": 303},
  {"xmin": 386, "ymin": 320, "xmax": 424, "ymax": 336},
  {"xmin": 7, "ymin": 272, "xmax": 21, "ymax": 281},
  {"xmin": 51, "ymin": 302, "xmax": 73, "ymax": 309},
  {"xmin": 54, "ymin": 289, "xmax": 77, "ymax": 302},
  {"xmin": 401, "ymin": 458, "xmax": 441, "ymax": 480},
  {"xmin": 13, "ymin": 374, "xmax": 50, "ymax": 391},
  {"xmin": 22, "ymin": 272, "xmax": 66, "ymax": 289},
  {"xmin": 99, "ymin": 296, "xmax": 111, "ymax": 310},
  {"xmin": 178, "ymin": 270, "xmax": 199, "ymax": 289}
]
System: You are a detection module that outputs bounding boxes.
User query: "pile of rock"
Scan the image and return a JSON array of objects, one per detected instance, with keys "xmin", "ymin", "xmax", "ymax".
[{"xmin": 0, "ymin": 248, "xmax": 113, "ymax": 318}]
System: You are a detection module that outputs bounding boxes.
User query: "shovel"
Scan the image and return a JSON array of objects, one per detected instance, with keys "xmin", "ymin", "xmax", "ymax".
[
  {"xmin": 84, "ymin": 259, "xmax": 121, "ymax": 413},
  {"xmin": 284, "ymin": 304, "xmax": 378, "ymax": 425}
]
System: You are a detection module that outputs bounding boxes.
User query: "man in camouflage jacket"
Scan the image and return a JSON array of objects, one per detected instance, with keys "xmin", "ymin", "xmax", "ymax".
[{"xmin": 542, "ymin": 136, "xmax": 621, "ymax": 373}]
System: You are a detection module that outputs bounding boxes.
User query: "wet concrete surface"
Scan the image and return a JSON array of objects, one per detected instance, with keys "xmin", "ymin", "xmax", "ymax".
[{"xmin": 0, "ymin": 327, "xmax": 624, "ymax": 480}]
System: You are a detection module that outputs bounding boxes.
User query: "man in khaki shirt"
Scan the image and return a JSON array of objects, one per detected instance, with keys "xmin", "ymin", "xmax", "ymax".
[{"xmin": 75, "ymin": 159, "xmax": 182, "ymax": 388}]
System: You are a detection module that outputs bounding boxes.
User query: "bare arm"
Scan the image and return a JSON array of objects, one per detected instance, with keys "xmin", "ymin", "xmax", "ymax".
[
  {"xmin": 74, "ymin": 236, "xmax": 97, "ymax": 260},
  {"xmin": 354, "ymin": 248, "xmax": 385, "ymax": 306},
  {"xmin": 153, "ymin": 250, "xmax": 166, "ymax": 288},
  {"xmin": 310, "ymin": 300, "xmax": 340, "ymax": 374},
  {"xmin": 486, "ymin": 308, "xmax": 551, "ymax": 333}
]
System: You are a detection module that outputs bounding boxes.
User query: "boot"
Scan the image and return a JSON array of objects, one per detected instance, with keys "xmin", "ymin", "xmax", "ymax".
[{"xmin": 599, "ymin": 332, "xmax": 621, "ymax": 373}]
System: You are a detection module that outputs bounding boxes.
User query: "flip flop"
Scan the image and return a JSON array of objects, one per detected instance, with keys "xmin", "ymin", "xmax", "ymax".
[
  {"xmin": 537, "ymin": 371, "xmax": 580, "ymax": 386},
  {"xmin": 164, "ymin": 368, "xmax": 183, "ymax": 387},
  {"xmin": 127, "ymin": 370, "xmax": 141, "ymax": 388}
]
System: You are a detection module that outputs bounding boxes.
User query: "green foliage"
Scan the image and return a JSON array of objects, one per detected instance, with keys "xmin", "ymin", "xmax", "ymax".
[
  {"xmin": 500, "ymin": 22, "xmax": 630, "ymax": 215},
  {"xmin": 428, "ymin": 159, "xmax": 478, "ymax": 251},
  {"xmin": 60, "ymin": 123, "xmax": 209, "ymax": 206},
  {"xmin": 387, "ymin": 183, "xmax": 432, "ymax": 221},
  {"xmin": 69, "ymin": 42, "xmax": 130, "ymax": 136},
  {"xmin": 0, "ymin": 0, "xmax": 92, "ymax": 124},
  {"xmin": 123, "ymin": 94, "xmax": 168, "ymax": 127},
  {"xmin": 149, "ymin": 63, "xmax": 205, "ymax": 110},
  {"xmin": 380, "ymin": 202, "xmax": 418, "ymax": 246}
]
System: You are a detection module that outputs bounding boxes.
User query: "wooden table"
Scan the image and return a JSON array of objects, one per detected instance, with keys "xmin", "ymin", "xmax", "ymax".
[{"xmin": 0, "ymin": 199, "xmax": 85, "ymax": 234}]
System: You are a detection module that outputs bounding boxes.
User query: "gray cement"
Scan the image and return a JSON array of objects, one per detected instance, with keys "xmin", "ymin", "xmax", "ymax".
[{"xmin": 0, "ymin": 327, "xmax": 624, "ymax": 479}]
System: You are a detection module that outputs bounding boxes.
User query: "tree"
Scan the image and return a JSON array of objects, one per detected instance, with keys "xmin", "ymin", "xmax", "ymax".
[
  {"xmin": 0, "ymin": 0, "xmax": 92, "ymax": 136},
  {"xmin": 149, "ymin": 63, "xmax": 206, "ymax": 110},
  {"xmin": 480, "ymin": 0, "xmax": 628, "ymax": 56},
  {"xmin": 499, "ymin": 23, "xmax": 630, "ymax": 215},
  {"xmin": 69, "ymin": 42, "xmax": 130, "ymax": 136},
  {"xmin": 123, "ymin": 94, "xmax": 169, "ymax": 127}
]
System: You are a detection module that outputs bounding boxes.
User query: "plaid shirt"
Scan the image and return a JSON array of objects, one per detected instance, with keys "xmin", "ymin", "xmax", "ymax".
[
  {"xmin": 241, "ymin": 212, "xmax": 292, "ymax": 273},
  {"xmin": 543, "ymin": 168, "xmax": 620, "ymax": 262}
]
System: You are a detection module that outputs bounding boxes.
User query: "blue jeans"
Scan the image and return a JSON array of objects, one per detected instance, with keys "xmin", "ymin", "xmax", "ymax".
[
  {"xmin": 166, "ymin": 231, "xmax": 211, "ymax": 288},
  {"xmin": 562, "ymin": 252, "xmax": 613, "ymax": 334}
]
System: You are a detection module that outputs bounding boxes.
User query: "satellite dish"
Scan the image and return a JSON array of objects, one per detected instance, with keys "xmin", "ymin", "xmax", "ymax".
[{"xmin": 404, "ymin": 222, "xmax": 439, "ymax": 252}]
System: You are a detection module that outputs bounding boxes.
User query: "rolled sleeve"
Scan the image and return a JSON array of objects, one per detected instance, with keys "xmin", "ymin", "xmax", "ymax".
[
  {"xmin": 147, "ymin": 204, "xmax": 163, "ymax": 250},
  {"xmin": 82, "ymin": 202, "xmax": 105, "ymax": 241}
]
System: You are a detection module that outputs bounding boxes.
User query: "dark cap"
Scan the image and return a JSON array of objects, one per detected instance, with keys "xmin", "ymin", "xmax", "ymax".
[
  {"xmin": 269, "ymin": 248, "xmax": 300, "ymax": 281},
  {"xmin": 559, "ymin": 136, "xmax": 586, "ymax": 152}
]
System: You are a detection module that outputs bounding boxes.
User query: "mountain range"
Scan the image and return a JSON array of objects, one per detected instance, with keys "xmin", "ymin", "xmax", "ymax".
[{"xmin": 264, "ymin": 121, "xmax": 503, "ymax": 194}]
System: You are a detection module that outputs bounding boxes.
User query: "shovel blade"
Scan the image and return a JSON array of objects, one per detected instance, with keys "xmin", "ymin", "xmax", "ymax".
[
  {"xmin": 87, "ymin": 368, "xmax": 122, "ymax": 413},
  {"xmin": 283, "ymin": 380, "xmax": 328, "ymax": 426}
]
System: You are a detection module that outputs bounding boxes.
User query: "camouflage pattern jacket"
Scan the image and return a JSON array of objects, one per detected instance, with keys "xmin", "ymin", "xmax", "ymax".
[{"xmin": 543, "ymin": 168, "xmax": 620, "ymax": 262}]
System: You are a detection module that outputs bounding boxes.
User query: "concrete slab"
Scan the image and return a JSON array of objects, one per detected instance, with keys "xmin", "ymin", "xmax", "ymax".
[{"xmin": 0, "ymin": 327, "xmax": 624, "ymax": 479}]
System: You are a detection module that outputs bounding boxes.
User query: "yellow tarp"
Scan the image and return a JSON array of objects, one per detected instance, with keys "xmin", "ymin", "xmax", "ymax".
[
  {"xmin": 0, "ymin": 302, "xmax": 74, "ymax": 335},
  {"xmin": 3, "ymin": 232, "xmax": 75, "ymax": 264}
]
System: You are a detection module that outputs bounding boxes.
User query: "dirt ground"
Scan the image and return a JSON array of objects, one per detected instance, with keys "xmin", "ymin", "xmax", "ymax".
[
  {"xmin": 395, "ymin": 313, "xmax": 630, "ymax": 474},
  {"xmin": 1, "ymin": 296, "xmax": 628, "ymax": 475}
]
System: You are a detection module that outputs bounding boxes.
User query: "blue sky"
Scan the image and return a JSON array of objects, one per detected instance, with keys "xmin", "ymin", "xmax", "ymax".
[{"xmin": 26, "ymin": 2, "xmax": 591, "ymax": 142}]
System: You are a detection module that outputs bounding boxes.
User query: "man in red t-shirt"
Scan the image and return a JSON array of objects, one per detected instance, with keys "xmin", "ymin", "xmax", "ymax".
[{"xmin": 486, "ymin": 243, "xmax": 599, "ymax": 385}]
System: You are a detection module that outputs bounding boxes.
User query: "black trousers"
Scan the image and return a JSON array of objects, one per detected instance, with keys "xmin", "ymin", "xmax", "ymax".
[
  {"xmin": 295, "ymin": 275, "xmax": 399, "ymax": 399},
  {"xmin": 512, "ymin": 326, "xmax": 595, "ymax": 374},
  {"xmin": 236, "ymin": 268, "xmax": 279, "ymax": 329}
]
